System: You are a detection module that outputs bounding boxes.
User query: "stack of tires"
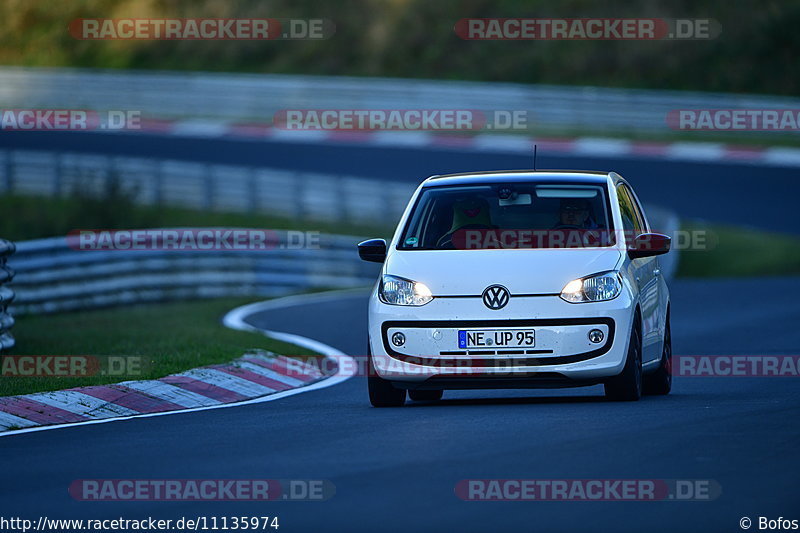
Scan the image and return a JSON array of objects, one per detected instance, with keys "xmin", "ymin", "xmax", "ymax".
[{"xmin": 0, "ymin": 239, "xmax": 15, "ymax": 352}]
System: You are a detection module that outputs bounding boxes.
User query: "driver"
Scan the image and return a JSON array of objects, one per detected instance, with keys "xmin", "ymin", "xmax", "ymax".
[
  {"xmin": 450, "ymin": 197, "xmax": 492, "ymax": 230},
  {"xmin": 554, "ymin": 198, "xmax": 599, "ymax": 229},
  {"xmin": 437, "ymin": 197, "xmax": 493, "ymax": 248}
]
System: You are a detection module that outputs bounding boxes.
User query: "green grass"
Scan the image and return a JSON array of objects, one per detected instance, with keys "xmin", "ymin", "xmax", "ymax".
[
  {"xmin": 677, "ymin": 222, "xmax": 800, "ymax": 277},
  {"xmin": 0, "ymin": 297, "xmax": 320, "ymax": 397}
]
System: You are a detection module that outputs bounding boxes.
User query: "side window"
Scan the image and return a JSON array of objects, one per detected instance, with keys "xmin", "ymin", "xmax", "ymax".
[
  {"xmin": 616, "ymin": 184, "xmax": 642, "ymax": 235},
  {"xmin": 624, "ymin": 185, "xmax": 648, "ymax": 233}
]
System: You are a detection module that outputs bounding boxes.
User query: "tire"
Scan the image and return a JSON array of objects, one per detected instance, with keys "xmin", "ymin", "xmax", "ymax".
[
  {"xmin": 409, "ymin": 390, "xmax": 443, "ymax": 402},
  {"xmin": 604, "ymin": 319, "xmax": 642, "ymax": 401},
  {"xmin": 367, "ymin": 342, "xmax": 406, "ymax": 407},
  {"xmin": 644, "ymin": 312, "xmax": 672, "ymax": 395}
]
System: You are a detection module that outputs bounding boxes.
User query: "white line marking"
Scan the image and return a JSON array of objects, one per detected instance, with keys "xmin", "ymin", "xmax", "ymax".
[
  {"xmin": 0, "ymin": 291, "xmax": 357, "ymax": 438},
  {"xmin": 222, "ymin": 288, "xmax": 367, "ymax": 323}
]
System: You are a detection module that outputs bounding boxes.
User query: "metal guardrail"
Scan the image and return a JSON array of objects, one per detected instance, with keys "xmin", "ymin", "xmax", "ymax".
[
  {"xmin": 8, "ymin": 233, "xmax": 379, "ymax": 315},
  {"xmin": 1, "ymin": 67, "xmax": 798, "ymax": 135},
  {"xmin": 0, "ymin": 149, "xmax": 417, "ymax": 226},
  {"xmin": 0, "ymin": 239, "xmax": 15, "ymax": 350}
]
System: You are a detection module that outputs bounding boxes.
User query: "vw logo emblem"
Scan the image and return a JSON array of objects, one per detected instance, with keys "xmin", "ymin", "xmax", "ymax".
[{"xmin": 482, "ymin": 285, "xmax": 510, "ymax": 310}]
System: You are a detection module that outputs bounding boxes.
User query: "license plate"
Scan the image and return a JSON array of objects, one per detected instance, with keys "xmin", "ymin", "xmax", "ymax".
[{"xmin": 458, "ymin": 329, "xmax": 535, "ymax": 349}]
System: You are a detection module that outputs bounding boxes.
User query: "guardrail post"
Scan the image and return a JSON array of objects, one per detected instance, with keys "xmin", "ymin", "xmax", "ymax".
[
  {"xmin": 335, "ymin": 175, "xmax": 348, "ymax": 223},
  {"xmin": 104, "ymin": 155, "xmax": 114, "ymax": 197},
  {"xmin": 204, "ymin": 165, "xmax": 214, "ymax": 211},
  {"xmin": 3, "ymin": 150, "xmax": 13, "ymax": 194},
  {"xmin": 294, "ymin": 172, "xmax": 306, "ymax": 221},
  {"xmin": 0, "ymin": 239, "xmax": 16, "ymax": 353},
  {"xmin": 154, "ymin": 160, "xmax": 163, "ymax": 206},
  {"xmin": 383, "ymin": 183, "xmax": 394, "ymax": 224},
  {"xmin": 248, "ymin": 168, "xmax": 258, "ymax": 213},
  {"xmin": 54, "ymin": 153, "xmax": 63, "ymax": 197}
]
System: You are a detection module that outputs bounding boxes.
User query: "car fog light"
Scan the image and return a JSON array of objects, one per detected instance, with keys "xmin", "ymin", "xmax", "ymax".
[
  {"xmin": 392, "ymin": 332, "xmax": 406, "ymax": 347},
  {"xmin": 588, "ymin": 329, "xmax": 604, "ymax": 344}
]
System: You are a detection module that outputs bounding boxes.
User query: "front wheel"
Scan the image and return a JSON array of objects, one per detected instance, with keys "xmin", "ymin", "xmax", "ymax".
[
  {"xmin": 367, "ymin": 344, "xmax": 406, "ymax": 407},
  {"xmin": 644, "ymin": 312, "xmax": 672, "ymax": 395},
  {"xmin": 604, "ymin": 320, "xmax": 642, "ymax": 401}
]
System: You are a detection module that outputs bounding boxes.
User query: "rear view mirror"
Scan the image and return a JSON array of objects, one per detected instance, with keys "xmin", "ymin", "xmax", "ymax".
[
  {"xmin": 358, "ymin": 239, "xmax": 387, "ymax": 263},
  {"xmin": 628, "ymin": 233, "xmax": 671, "ymax": 259}
]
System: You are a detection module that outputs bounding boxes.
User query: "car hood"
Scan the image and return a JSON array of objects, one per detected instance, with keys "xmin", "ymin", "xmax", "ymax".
[{"xmin": 385, "ymin": 248, "xmax": 623, "ymax": 296}]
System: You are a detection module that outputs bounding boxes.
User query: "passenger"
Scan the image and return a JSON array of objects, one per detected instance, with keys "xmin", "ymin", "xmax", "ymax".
[{"xmin": 554, "ymin": 198, "xmax": 599, "ymax": 229}]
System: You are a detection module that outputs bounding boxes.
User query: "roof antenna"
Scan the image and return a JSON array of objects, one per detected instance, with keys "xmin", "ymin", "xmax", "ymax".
[{"xmin": 533, "ymin": 144, "xmax": 538, "ymax": 171}]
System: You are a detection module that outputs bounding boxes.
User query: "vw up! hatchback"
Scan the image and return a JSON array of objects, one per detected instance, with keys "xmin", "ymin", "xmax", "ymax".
[{"xmin": 358, "ymin": 171, "xmax": 672, "ymax": 407}]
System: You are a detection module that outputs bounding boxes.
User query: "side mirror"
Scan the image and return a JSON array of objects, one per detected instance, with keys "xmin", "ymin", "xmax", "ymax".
[
  {"xmin": 358, "ymin": 238, "xmax": 387, "ymax": 263},
  {"xmin": 628, "ymin": 233, "xmax": 671, "ymax": 259}
]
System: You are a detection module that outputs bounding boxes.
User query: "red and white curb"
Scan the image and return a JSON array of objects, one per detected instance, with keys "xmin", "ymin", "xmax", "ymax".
[
  {"xmin": 0, "ymin": 293, "xmax": 357, "ymax": 437},
  {"xmin": 127, "ymin": 118, "xmax": 800, "ymax": 167}
]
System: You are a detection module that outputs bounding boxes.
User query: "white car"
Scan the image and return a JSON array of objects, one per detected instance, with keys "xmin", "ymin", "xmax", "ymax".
[{"xmin": 359, "ymin": 170, "xmax": 672, "ymax": 407}]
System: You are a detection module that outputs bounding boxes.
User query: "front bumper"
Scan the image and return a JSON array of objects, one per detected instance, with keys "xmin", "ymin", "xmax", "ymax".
[{"xmin": 368, "ymin": 288, "xmax": 635, "ymax": 386}]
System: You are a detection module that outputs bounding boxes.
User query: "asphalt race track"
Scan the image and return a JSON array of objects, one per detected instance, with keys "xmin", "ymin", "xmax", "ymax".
[
  {"xmin": 1, "ymin": 279, "xmax": 799, "ymax": 532},
  {"xmin": 1, "ymin": 133, "xmax": 799, "ymax": 532}
]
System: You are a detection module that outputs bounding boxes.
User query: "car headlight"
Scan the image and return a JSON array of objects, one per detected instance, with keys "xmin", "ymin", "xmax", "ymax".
[
  {"xmin": 560, "ymin": 271, "xmax": 622, "ymax": 303},
  {"xmin": 379, "ymin": 275, "xmax": 433, "ymax": 306}
]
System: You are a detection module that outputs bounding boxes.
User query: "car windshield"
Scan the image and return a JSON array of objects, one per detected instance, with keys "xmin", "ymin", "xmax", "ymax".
[{"xmin": 398, "ymin": 182, "xmax": 616, "ymax": 250}]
